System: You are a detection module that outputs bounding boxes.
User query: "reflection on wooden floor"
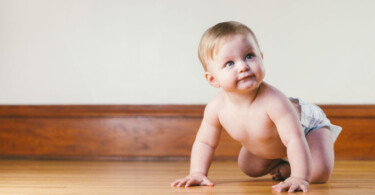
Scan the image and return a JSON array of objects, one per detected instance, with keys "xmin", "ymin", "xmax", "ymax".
[{"xmin": 0, "ymin": 160, "xmax": 374, "ymax": 194}]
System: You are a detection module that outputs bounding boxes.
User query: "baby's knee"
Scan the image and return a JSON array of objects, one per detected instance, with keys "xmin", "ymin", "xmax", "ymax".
[
  {"xmin": 311, "ymin": 165, "xmax": 332, "ymax": 183},
  {"xmin": 239, "ymin": 165, "xmax": 266, "ymax": 177},
  {"xmin": 238, "ymin": 160, "xmax": 264, "ymax": 177},
  {"xmin": 311, "ymin": 174, "xmax": 330, "ymax": 183}
]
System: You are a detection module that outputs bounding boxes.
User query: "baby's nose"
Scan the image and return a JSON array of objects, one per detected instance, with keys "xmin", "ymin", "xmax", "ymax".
[{"xmin": 238, "ymin": 61, "xmax": 250, "ymax": 72}]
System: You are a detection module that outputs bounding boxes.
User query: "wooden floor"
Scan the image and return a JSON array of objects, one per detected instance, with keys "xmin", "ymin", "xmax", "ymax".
[{"xmin": 0, "ymin": 160, "xmax": 374, "ymax": 194}]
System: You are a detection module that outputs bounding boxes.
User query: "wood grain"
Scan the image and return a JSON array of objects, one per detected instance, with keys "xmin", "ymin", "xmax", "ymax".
[
  {"xmin": 0, "ymin": 160, "xmax": 374, "ymax": 194},
  {"xmin": 0, "ymin": 105, "xmax": 374, "ymax": 160}
]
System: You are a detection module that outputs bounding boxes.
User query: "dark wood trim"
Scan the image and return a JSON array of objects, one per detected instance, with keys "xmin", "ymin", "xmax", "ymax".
[
  {"xmin": 1, "ymin": 104, "xmax": 374, "ymax": 117},
  {"xmin": 0, "ymin": 104, "xmax": 374, "ymax": 160},
  {"xmin": 320, "ymin": 104, "xmax": 375, "ymax": 118},
  {"xmin": 0, "ymin": 105, "xmax": 205, "ymax": 117}
]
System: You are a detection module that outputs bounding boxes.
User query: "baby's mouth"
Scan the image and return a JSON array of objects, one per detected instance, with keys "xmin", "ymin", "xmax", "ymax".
[{"xmin": 239, "ymin": 74, "xmax": 255, "ymax": 81}]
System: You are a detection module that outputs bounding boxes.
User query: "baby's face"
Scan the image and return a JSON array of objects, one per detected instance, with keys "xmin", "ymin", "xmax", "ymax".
[{"xmin": 205, "ymin": 33, "xmax": 265, "ymax": 93}]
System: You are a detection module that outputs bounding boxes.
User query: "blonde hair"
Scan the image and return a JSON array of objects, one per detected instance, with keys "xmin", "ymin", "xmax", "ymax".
[{"xmin": 198, "ymin": 21, "xmax": 260, "ymax": 71}]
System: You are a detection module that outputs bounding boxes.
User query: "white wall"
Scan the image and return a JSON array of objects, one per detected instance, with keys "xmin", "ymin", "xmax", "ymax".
[{"xmin": 1, "ymin": 0, "xmax": 374, "ymax": 105}]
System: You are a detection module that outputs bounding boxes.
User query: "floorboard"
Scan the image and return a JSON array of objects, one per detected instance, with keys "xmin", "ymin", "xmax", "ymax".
[{"xmin": 0, "ymin": 160, "xmax": 374, "ymax": 194}]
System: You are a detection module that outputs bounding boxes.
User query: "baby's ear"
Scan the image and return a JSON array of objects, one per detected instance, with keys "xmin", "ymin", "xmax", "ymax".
[{"xmin": 205, "ymin": 72, "xmax": 220, "ymax": 88}]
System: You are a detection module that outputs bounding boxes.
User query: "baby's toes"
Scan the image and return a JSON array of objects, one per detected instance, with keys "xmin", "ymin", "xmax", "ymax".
[
  {"xmin": 271, "ymin": 173, "xmax": 283, "ymax": 181},
  {"xmin": 269, "ymin": 171, "xmax": 281, "ymax": 181}
]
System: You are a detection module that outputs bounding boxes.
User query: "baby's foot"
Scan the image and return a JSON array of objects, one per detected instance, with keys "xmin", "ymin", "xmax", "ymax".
[{"xmin": 269, "ymin": 161, "xmax": 291, "ymax": 181}]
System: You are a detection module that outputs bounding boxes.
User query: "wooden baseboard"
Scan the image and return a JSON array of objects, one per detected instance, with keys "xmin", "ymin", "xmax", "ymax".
[{"xmin": 0, "ymin": 104, "xmax": 374, "ymax": 160}]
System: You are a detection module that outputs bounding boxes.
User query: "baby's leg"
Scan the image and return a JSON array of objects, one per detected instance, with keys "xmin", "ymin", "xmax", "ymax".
[
  {"xmin": 269, "ymin": 127, "xmax": 334, "ymax": 182},
  {"xmin": 238, "ymin": 146, "xmax": 283, "ymax": 177},
  {"xmin": 305, "ymin": 127, "xmax": 334, "ymax": 183},
  {"xmin": 268, "ymin": 160, "xmax": 290, "ymax": 181}
]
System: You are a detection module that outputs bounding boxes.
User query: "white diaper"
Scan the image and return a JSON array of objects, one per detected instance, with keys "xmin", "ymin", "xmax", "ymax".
[{"xmin": 291, "ymin": 98, "xmax": 342, "ymax": 142}]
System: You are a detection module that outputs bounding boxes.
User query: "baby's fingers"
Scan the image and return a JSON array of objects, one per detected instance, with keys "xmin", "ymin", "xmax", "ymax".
[
  {"xmin": 272, "ymin": 181, "xmax": 291, "ymax": 192},
  {"xmin": 202, "ymin": 178, "xmax": 214, "ymax": 186},
  {"xmin": 288, "ymin": 183, "xmax": 308, "ymax": 193},
  {"xmin": 171, "ymin": 178, "xmax": 187, "ymax": 187},
  {"xmin": 171, "ymin": 175, "xmax": 213, "ymax": 188},
  {"xmin": 185, "ymin": 179, "xmax": 196, "ymax": 187},
  {"xmin": 272, "ymin": 181, "xmax": 308, "ymax": 193},
  {"xmin": 171, "ymin": 179, "xmax": 180, "ymax": 187},
  {"xmin": 288, "ymin": 183, "xmax": 299, "ymax": 192},
  {"xmin": 300, "ymin": 184, "xmax": 308, "ymax": 192}
]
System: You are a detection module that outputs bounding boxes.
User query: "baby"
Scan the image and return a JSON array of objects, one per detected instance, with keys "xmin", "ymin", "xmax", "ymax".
[{"xmin": 170, "ymin": 21, "xmax": 342, "ymax": 192}]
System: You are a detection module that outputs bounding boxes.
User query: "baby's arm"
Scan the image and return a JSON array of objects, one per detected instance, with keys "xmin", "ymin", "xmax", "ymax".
[
  {"xmin": 171, "ymin": 101, "xmax": 222, "ymax": 187},
  {"xmin": 267, "ymin": 94, "xmax": 312, "ymax": 192}
]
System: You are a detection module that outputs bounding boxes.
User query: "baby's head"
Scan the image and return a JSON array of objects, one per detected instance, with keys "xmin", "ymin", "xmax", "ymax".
[{"xmin": 198, "ymin": 21, "xmax": 260, "ymax": 71}]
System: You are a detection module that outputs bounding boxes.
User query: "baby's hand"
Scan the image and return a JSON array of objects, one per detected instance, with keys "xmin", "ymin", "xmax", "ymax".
[
  {"xmin": 272, "ymin": 177, "xmax": 309, "ymax": 192},
  {"xmin": 171, "ymin": 173, "xmax": 214, "ymax": 188}
]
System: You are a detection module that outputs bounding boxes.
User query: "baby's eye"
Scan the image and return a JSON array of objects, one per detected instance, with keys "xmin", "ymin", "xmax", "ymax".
[
  {"xmin": 245, "ymin": 54, "xmax": 254, "ymax": 60},
  {"xmin": 225, "ymin": 61, "xmax": 234, "ymax": 67}
]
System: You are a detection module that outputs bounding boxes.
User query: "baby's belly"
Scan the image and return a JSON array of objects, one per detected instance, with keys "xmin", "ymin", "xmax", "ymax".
[
  {"xmin": 241, "ymin": 98, "xmax": 300, "ymax": 159},
  {"xmin": 241, "ymin": 138, "xmax": 288, "ymax": 159}
]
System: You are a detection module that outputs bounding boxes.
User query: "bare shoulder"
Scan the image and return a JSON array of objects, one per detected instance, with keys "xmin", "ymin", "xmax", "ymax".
[{"xmin": 258, "ymin": 82, "xmax": 292, "ymax": 114}]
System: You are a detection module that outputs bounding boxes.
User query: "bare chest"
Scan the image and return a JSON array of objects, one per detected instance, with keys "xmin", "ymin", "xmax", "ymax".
[
  {"xmin": 218, "ymin": 107, "xmax": 286, "ymax": 158},
  {"xmin": 219, "ymin": 109, "xmax": 277, "ymax": 143}
]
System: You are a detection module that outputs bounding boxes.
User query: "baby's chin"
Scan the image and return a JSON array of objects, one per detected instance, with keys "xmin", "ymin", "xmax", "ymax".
[{"xmin": 236, "ymin": 80, "xmax": 260, "ymax": 91}]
